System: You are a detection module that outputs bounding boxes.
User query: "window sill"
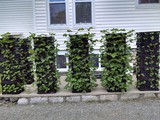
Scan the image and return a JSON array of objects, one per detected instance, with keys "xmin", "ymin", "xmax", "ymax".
[
  {"xmin": 48, "ymin": 25, "xmax": 69, "ymax": 30},
  {"xmin": 73, "ymin": 23, "xmax": 95, "ymax": 29},
  {"xmin": 136, "ymin": 4, "xmax": 160, "ymax": 9}
]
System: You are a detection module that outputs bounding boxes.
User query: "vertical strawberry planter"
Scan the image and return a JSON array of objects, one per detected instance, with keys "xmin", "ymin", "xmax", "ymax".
[
  {"xmin": 29, "ymin": 34, "xmax": 59, "ymax": 94},
  {"xmin": 0, "ymin": 39, "xmax": 3, "ymax": 74},
  {"xmin": 0, "ymin": 33, "xmax": 24, "ymax": 94},
  {"xmin": 136, "ymin": 32, "xmax": 159, "ymax": 91},
  {"xmin": 19, "ymin": 38, "xmax": 34, "ymax": 84},
  {"xmin": 64, "ymin": 28, "xmax": 97, "ymax": 93},
  {"xmin": 100, "ymin": 29, "xmax": 134, "ymax": 92}
]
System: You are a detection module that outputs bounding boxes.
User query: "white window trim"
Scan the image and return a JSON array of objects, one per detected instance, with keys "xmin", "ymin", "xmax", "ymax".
[
  {"xmin": 57, "ymin": 50, "xmax": 103, "ymax": 72},
  {"xmin": 73, "ymin": 0, "xmax": 95, "ymax": 28},
  {"xmin": 47, "ymin": 0, "xmax": 69, "ymax": 30},
  {"xmin": 136, "ymin": 0, "xmax": 160, "ymax": 9},
  {"xmin": 57, "ymin": 51, "xmax": 69, "ymax": 72}
]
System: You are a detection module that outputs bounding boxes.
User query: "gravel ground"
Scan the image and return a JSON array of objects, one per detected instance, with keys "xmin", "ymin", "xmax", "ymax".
[{"xmin": 0, "ymin": 98, "xmax": 160, "ymax": 120}]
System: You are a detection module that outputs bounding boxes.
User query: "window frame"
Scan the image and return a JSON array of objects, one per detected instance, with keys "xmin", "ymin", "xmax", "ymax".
[
  {"xmin": 138, "ymin": 0, "xmax": 160, "ymax": 4},
  {"xmin": 57, "ymin": 50, "xmax": 103, "ymax": 72},
  {"xmin": 57, "ymin": 51, "xmax": 69, "ymax": 72},
  {"xmin": 73, "ymin": 0, "xmax": 95, "ymax": 28},
  {"xmin": 47, "ymin": 0, "xmax": 69, "ymax": 29},
  {"xmin": 136, "ymin": 0, "xmax": 160, "ymax": 9}
]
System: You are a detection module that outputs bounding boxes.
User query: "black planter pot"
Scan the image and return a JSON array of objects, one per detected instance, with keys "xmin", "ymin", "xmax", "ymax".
[
  {"xmin": 37, "ymin": 89, "xmax": 57, "ymax": 94},
  {"xmin": 68, "ymin": 35, "xmax": 92, "ymax": 93},
  {"xmin": 137, "ymin": 81, "xmax": 159, "ymax": 91},
  {"xmin": 2, "ymin": 80, "xmax": 24, "ymax": 94},
  {"xmin": 107, "ymin": 88, "xmax": 127, "ymax": 92},
  {"xmin": 71, "ymin": 78, "xmax": 91, "ymax": 93},
  {"xmin": 37, "ymin": 77, "xmax": 57, "ymax": 94},
  {"xmin": 2, "ymin": 88, "xmax": 24, "ymax": 94},
  {"xmin": 72, "ymin": 88, "xmax": 91, "ymax": 93},
  {"xmin": 37, "ymin": 84, "xmax": 57, "ymax": 94},
  {"xmin": 136, "ymin": 31, "xmax": 159, "ymax": 91},
  {"xmin": 137, "ymin": 87, "xmax": 159, "ymax": 91},
  {"xmin": 34, "ymin": 36, "xmax": 58, "ymax": 94},
  {"xmin": 25, "ymin": 79, "xmax": 34, "ymax": 85},
  {"xmin": 0, "ymin": 54, "xmax": 4, "ymax": 73},
  {"xmin": 24, "ymin": 66, "xmax": 34, "ymax": 85}
]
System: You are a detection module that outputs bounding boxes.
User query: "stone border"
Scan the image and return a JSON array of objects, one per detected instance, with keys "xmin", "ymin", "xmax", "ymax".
[{"xmin": 0, "ymin": 93, "xmax": 159, "ymax": 105}]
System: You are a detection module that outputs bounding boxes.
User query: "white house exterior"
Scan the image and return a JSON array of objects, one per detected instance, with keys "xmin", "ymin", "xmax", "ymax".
[{"xmin": 0, "ymin": 0, "xmax": 160, "ymax": 71}]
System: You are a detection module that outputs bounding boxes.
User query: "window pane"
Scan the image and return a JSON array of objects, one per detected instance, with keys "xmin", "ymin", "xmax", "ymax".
[
  {"xmin": 150, "ymin": 0, "xmax": 159, "ymax": 3},
  {"xmin": 50, "ymin": 3, "xmax": 66, "ymax": 24},
  {"xmin": 49, "ymin": 0, "xmax": 65, "ymax": 2},
  {"xmin": 57, "ymin": 55, "xmax": 66, "ymax": 68},
  {"xmin": 90, "ymin": 54, "xmax": 99, "ymax": 67},
  {"xmin": 101, "ymin": 54, "xmax": 105, "ymax": 67},
  {"xmin": 76, "ymin": 2, "xmax": 92, "ymax": 24},
  {"xmin": 139, "ymin": 0, "xmax": 149, "ymax": 3},
  {"xmin": 139, "ymin": 0, "xmax": 159, "ymax": 3}
]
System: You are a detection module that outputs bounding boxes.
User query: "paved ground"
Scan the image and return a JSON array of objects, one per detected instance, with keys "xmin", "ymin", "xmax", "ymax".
[{"xmin": 0, "ymin": 98, "xmax": 160, "ymax": 120}]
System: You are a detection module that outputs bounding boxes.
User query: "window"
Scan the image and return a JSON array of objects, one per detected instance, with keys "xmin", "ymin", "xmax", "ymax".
[
  {"xmin": 90, "ymin": 54, "xmax": 99, "ymax": 67},
  {"xmin": 49, "ymin": 0, "xmax": 66, "ymax": 25},
  {"xmin": 75, "ymin": 0, "xmax": 93, "ymax": 24},
  {"xmin": 137, "ymin": 0, "xmax": 160, "ymax": 9},
  {"xmin": 57, "ymin": 55, "xmax": 67, "ymax": 68},
  {"xmin": 139, "ymin": 0, "xmax": 160, "ymax": 4}
]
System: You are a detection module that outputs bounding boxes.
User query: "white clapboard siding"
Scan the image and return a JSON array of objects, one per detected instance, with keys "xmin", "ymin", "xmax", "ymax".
[
  {"xmin": 0, "ymin": 0, "xmax": 34, "ymax": 36},
  {"xmin": 34, "ymin": 0, "xmax": 160, "ymax": 49}
]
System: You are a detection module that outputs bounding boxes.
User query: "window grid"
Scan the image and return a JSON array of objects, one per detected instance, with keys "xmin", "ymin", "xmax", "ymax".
[
  {"xmin": 74, "ymin": 0, "xmax": 93, "ymax": 25},
  {"xmin": 57, "ymin": 53, "xmax": 103, "ymax": 72},
  {"xmin": 139, "ymin": 0, "xmax": 160, "ymax": 4},
  {"xmin": 48, "ymin": 0, "xmax": 67, "ymax": 25}
]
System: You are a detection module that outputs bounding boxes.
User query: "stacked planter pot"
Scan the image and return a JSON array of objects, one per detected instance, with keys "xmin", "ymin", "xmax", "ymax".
[
  {"xmin": 33, "ymin": 35, "xmax": 59, "ymax": 94},
  {"xmin": 0, "ymin": 39, "xmax": 3, "ymax": 74},
  {"xmin": 64, "ymin": 29, "xmax": 97, "ymax": 93},
  {"xmin": 136, "ymin": 32, "xmax": 160, "ymax": 91},
  {"xmin": 100, "ymin": 29, "xmax": 133, "ymax": 92},
  {"xmin": 0, "ymin": 34, "xmax": 24, "ymax": 94},
  {"xmin": 19, "ymin": 38, "xmax": 34, "ymax": 84},
  {"xmin": 70, "ymin": 35, "xmax": 90, "ymax": 93}
]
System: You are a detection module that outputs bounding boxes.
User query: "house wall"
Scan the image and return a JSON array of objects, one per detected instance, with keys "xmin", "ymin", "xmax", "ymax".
[
  {"xmin": 34, "ymin": 0, "xmax": 160, "ymax": 50},
  {"xmin": 0, "ymin": 0, "xmax": 159, "ymax": 47},
  {"xmin": 0, "ymin": 0, "xmax": 34, "ymax": 36}
]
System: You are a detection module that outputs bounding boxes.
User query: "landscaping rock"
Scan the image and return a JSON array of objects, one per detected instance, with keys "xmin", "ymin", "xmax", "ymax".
[
  {"xmin": 121, "ymin": 94, "xmax": 139, "ymax": 100},
  {"xmin": 10, "ymin": 98, "xmax": 19, "ymax": 102},
  {"xmin": 30, "ymin": 97, "xmax": 48, "ymax": 104},
  {"xmin": 17, "ymin": 98, "xmax": 29, "ymax": 105},
  {"xmin": 66, "ymin": 96, "xmax": 81, "ymax": 102},
  {"xmin": 49, "ymin": 97, "xmax": 64, "ymax": 103},
  {"xmin": 4, "ymin": 98, "xmax": 10, "ymax": 101},
  {"xmin": 154, "ymin": 93, "xmax": 160, "ymax": 98},
  {"xmin": 144, "ymin": 93, "xmax": 156, "ymax": 98},
  {"xmin": 82, "ymin": 95, "xmax": 98, "ymax": 102},
  {"xmin": 99, "ymin": 95, "xmax": 118, "ymax": 101},
  {"xmin": 138, "ymin": 94, "xmax": 144, "ymax": 99},
  {"xmin": 0, "ymin": 103, "xmax": 3, "ymax": 106}
]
